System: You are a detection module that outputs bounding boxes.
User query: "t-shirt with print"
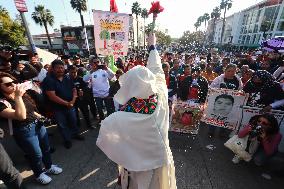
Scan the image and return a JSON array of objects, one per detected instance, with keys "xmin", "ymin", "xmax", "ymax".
[{"xmin": 83, "ymin": 69, "xmax": 114, "ymax": 98}]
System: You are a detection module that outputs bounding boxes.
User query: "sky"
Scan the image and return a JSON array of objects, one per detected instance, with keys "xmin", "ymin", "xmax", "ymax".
[{"xmin": 1, "ymin": 0, "xmax": 264, "ymax": 38}]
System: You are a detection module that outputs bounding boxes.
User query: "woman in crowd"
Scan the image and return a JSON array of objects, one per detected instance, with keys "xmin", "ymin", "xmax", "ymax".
[
  {"xmin": 0, "ymin": 72, "xmax": 62, "ymax": 185},
  {"xmin": 241, "ymin": 68, "xmax": 254, "ymax": 86},
  {"xmin": 211, "ymin": 63, "xmax": 243, "ymax": 90},
  {"xmin": 233, "ymin": 114, "xmax": 282, "ymax": 166},
  {"xmin": 243, "ymin": 70, "xmax": 284, "ymax": 109}
]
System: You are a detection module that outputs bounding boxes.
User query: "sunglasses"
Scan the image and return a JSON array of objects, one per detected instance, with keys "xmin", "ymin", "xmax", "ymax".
[{"xmin": 2, "ymin": 81, "xmax": 17, "ymax": 87}]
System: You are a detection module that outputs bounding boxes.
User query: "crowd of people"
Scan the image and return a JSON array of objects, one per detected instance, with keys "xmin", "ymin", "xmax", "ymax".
[{"xmin": 0, "ymin": 35, "xmax": 284, "ymax": 188}]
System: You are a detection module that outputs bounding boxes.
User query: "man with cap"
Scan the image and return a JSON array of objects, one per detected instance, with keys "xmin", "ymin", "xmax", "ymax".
[{"xmin": 73, "ymin": 55, "xmax": 84, "ymax": 68}]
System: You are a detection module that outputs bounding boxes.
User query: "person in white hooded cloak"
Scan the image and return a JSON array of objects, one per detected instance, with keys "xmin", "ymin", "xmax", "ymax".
[{"xmin": 96, "ymin": 34, "xmax": 176, "ymax": 189}]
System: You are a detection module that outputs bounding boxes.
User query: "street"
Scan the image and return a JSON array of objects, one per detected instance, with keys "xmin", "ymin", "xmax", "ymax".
[{"xmin": 1, "ymin": 121, "xmax": 284, "ymax": 189}]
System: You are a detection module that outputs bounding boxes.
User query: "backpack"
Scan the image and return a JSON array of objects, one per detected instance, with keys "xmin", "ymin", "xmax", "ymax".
[{"xmin": 0, "ymin": 99, "xmax": 13, "ymax": 137}]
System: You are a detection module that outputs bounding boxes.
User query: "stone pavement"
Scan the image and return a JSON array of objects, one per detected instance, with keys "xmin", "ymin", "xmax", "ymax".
[{"xmin": 1, "ymin": 122, "xmax": 284, "ymax": 189}]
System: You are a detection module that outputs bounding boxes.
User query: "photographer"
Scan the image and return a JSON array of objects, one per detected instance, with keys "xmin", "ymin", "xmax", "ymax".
[
  {"xmin": 0, "ymin": 46, "xmax": 39, "ymax": 82},
  {"xmin": 235, "ymin": 114, "xmax": 282, "ymax": 166},
  {"xmin": 0, "ymin": 72, "xmax": 62, "ymax": 185}
]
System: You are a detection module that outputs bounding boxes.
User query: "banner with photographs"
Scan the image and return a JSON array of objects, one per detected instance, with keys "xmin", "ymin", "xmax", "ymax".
[
  {"xmin": 170, "ymin": 100, "xmax": 203, "ymax": 134},
  {"xmin": 93, "ymin": 10, "xmax": 129, "ymax": 56},
  {"xmin": 239, "ymin": 106, "xmax": 284, "ymax": 130},
  {"xmin": 201, "ymin": 88, "xmax": 249, "ymax": 130}
]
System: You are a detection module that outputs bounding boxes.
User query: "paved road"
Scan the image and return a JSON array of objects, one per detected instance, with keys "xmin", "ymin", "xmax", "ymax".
[{"xmin": 1, "ymin": 122, "xmax": 284, "ymax": 189}]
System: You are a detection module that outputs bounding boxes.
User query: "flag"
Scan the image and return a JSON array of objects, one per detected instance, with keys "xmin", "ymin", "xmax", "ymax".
[{"xmin": 110, "ymin": 0, "xmax": 118, "ymax": 13}]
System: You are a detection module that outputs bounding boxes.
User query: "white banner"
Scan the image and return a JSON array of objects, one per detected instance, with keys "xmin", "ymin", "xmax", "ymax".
[
  {"xmin": 93, "ymin": 10, "xmax": 129, "ymax": 56},
  {"xmin": 201, "ymin": 88, "xmax": 248, "ymax": 130}
]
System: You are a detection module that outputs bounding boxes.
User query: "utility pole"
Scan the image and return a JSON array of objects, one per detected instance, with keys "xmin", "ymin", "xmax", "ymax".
[{"xmin": 14, "ymin": 0, "xmax": 36, "ymax": 54}]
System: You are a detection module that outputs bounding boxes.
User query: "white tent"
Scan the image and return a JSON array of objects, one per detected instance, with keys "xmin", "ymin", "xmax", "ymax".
[{"xmin": 35, "ymin": 47, "xmax": 59, "ymax": 66}]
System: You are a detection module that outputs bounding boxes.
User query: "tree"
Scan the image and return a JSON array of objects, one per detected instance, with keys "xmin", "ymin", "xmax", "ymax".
[
  {"xmin": 220, "ymin": 0, "xmax": 232, "ymax": 44},
  {"xmin": 210, "ymin": 6, "xmax": 221, "ymax": 43},
  {"xmin": 31, "ymin": 5, "xmax": 54, "ymax": 49},
  {"xmin": 155, "ymin": 30, "xmax": 172, "ymax": 46},
  {"xmin": 194, "ymin": 21, "xmax": 201, "ymax": 31},
  {"xmin": 0, "ymin": 6, "xmax": 26, "ymax": 47},
  {"xmin": 145, "ymin": 23, "xmax": 154, "ymax": 35},
  {"xmin": 132, "ymin": 1, "xmax": 142, "ymax": 47},
  {"xmin": 203, "ymin": 13, "xmax": 210, "ymax": 29},
  {"xmin": 141, "ymin": 8, "xmax": 148, "ymax": 48},
  {"xmin": 70, "ymin": 0, "xmax": 87, "ymax": 28},
  {"xmin": 179, "ymin": 30, "xmax": 205, "ymax": 51}
]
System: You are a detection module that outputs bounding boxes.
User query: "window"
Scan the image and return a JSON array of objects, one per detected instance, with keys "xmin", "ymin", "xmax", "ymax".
[
  {"xmin": 281, "ymin": 8, "xmax": 284, "ymax": 19},
  {"xmin": 260, "ymin": 6, "xmax": 280, "ymax": 32},
  {"xmin": 255, "ymin": 34, "xmax": 261, "ymax": 44},
  {"xmin": 277, "ymin": 21, "xmax": 284, "ymax": 31},
  {"xmin": 256, "ymin": 9, "xmax": 261, "ymax": 23},
  {"xmin": 245, "ymin": 35, "xmax": 251, "ymax": 44},
  {"xmin": 42, "ymin": 41, "xmax": 48, "ymax": 44},
  {"xmin": 253, "ymin": 24, "xmax": 259, "ymax": 33},
  {"xmin": 252, "ymin": 34, "xmax": 256, "ymax": 44}
]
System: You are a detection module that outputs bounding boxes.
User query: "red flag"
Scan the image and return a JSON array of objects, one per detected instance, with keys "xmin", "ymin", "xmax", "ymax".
[{"xmin": 110, "ymin": 0, "xmax": 118, "ymax": 13}]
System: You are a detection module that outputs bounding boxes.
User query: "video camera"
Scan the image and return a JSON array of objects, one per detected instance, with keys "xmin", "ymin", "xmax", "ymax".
[{"xmin": 0, "ymin": 45, "xmax": 29, "ymax": 65}]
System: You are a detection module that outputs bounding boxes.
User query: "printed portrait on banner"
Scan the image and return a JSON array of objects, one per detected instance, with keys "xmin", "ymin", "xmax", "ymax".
[
  {"xmin": 170, "ymin": 100, "xmax": 203, "ymax": 134},
  {"xmin": 239, "ymin": 106, "xmax": 284, "ymax": 131},
  {"xmin": 93, "ymin": 10, "xmax": 129, "ymax": 56},
  {"xmin": 201, "ymin": 88, "xmax": 248, "ymax": 130}
]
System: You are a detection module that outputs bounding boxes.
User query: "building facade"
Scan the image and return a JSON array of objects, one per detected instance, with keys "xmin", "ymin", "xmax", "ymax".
[
  {"xmin": 61, "ymin": 25, "xmax": 95, "ymax": 56},
  {"xmin": 207, "ymin": 0, "xmax": 284, "ymax": 47},
  {"xmin": 32, "ymin": 33, "xmax": 63, "ymax": 52}
]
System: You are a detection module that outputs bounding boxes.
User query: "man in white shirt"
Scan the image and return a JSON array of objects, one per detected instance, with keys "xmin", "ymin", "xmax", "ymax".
[{"xmin": 83, "ymin": 58, "xmax": 115, "ymax": 120}]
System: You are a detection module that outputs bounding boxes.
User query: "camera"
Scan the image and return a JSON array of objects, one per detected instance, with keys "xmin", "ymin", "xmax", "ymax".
[
  {"xmin": 37, "ymin": 117, "xmax": 52, "ymax": 127},
  {"xmin": 250, "ymin": 125, "xmax": 263, "ymax": 138}
]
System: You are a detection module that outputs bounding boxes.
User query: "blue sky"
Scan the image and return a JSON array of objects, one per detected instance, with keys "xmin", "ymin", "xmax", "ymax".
[{"xmin": 2, "ymin": 0, "xmax": 264, "ymax": 38}]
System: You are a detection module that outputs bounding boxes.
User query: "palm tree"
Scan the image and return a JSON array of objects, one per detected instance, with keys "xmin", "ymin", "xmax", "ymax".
[
  {"xmin": 141, "ymin": 8, "xmax": 148, "ymax": 48},
  {"xmin": 210, "ymin": 6, "xmax": 221, "ymax": 43},
  {"xmin": 31, "ymin": 5, "xmax": 54, "ymax": 49},
  {"xmin": 70, "ymin": 0, "xmax": 87, "ymax": 28},
  {"xmin": 132, "ymin": 1, "xmax": 142, "ymax": 47},
  {"xmin": 194, "ymin": 21, "xmax": 201, "ymax": 31},
  {"xmin": 220, "ymin": 0, "xmax": 232, "ymax": 44},
  {"xmin": 203, "ymin": 13, "xmax": 210, "ymax": 29}
]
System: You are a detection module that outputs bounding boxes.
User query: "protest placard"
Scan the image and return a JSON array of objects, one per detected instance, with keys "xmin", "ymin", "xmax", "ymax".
[
  {"xmin": 93, "ymin": 10, "xmax": 129, "ymax": 56},
  {"xmin": 201, "ymin": 88, "xmax": 248, "ymax": 130},
  {"xmin": 170, "ymin": 100, "xmax": 203, "ymax": 134}
]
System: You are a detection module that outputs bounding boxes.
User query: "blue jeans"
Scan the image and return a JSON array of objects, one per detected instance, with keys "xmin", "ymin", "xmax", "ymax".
[
  {"xmin": 13, "ymin": 122, "xmax": 52, "ymax": 177},
  {"xmin": 94, "ymin": 97, "xmax": 115, "ymax": 119},
  {"xmin": 54, "ymin": 107, "xmax": 79, "ymax": 142}
]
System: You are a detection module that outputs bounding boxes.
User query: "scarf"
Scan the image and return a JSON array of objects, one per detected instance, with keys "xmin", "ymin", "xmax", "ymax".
[{"xmin": 120, "ymin": 94, "xmax": 158, "ymax": 114}]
